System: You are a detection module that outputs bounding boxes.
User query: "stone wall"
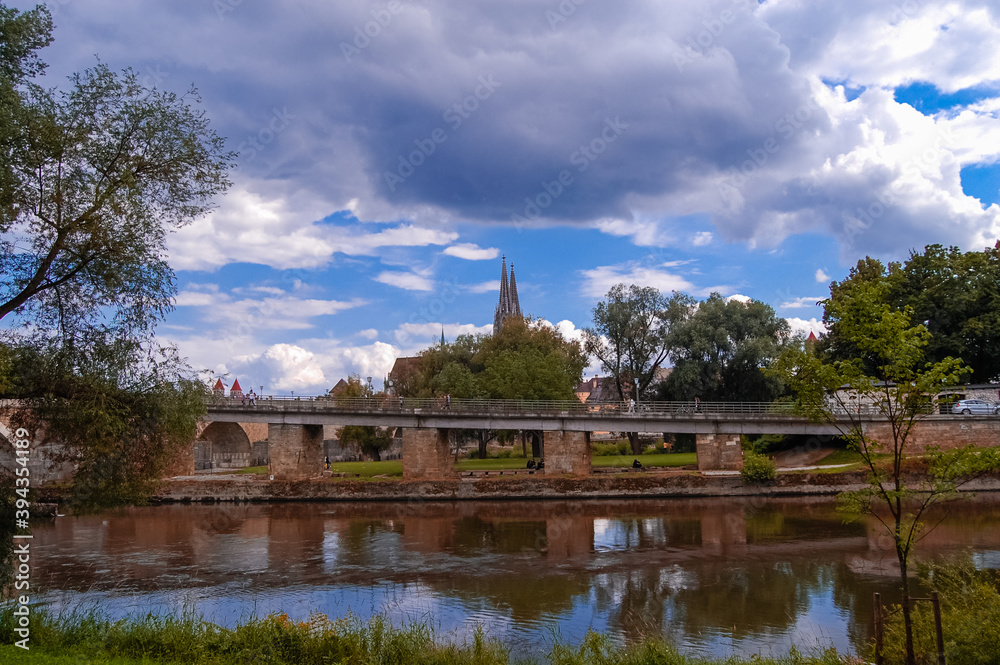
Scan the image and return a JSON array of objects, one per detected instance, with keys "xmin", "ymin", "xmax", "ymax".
[{"xmin": 864, "ymin": 418, "xmax": 1000, "ymax": 452}]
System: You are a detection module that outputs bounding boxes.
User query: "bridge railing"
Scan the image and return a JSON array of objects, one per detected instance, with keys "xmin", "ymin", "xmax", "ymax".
[{"xmin": 203, "ymin": 395, "xmax": 830, "ymax": 417}]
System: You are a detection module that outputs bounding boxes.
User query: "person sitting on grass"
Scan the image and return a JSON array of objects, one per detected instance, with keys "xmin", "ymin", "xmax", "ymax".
[
  {"xmin": 526, "ymin": 459, "xmax": 536, "ymax": 469},
  {"xmin": 632, "ymin": 458, "xmax": 644, "ymax": 470}
]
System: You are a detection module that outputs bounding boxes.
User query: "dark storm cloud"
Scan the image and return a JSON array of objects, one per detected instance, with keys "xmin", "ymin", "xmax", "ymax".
[{"xmin": 27, "ymin": 0, "xmax": 820, "ymax": 222}]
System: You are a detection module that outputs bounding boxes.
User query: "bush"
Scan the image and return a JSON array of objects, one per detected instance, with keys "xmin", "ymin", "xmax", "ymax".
[
  {"xmin": 741, "ymin": 450, "xmax": 777, "ymax": 484},
  {"xmin": 879, "ymin": 562, "xmax": 1000, "ymax": 665},
  {"xmin": 590, "ymin": 441, "xmax": 632, "ymax": 457}
]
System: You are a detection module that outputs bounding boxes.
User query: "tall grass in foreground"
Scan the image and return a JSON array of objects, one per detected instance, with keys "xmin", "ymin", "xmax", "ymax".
[{"xmin": 0, "ymin": 608, "xmax": 863, "ymax": 665}]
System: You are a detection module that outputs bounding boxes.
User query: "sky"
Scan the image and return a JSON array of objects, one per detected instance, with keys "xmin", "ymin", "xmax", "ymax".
[{"xmin": 14, "ymin": 0, "xmax": 1000, "ymax": 395}]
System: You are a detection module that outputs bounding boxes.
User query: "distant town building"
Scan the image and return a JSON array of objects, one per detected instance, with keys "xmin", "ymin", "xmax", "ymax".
[
  {"xmin": 229, "ymin": 378, "xmax": 243, "ymax": 399},
  {"xmin": 212, "ymin": 378, "xmax": 226, "ymax": 396},
  {"xmin": 493, "ymin": 255, "xmax": 523, "ymax": 335}
]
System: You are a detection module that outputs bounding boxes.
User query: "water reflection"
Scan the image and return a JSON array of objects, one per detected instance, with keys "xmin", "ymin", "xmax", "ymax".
[{"xmin": 29, "ymin": 495, "xmax": 1000, "ymax": 658}]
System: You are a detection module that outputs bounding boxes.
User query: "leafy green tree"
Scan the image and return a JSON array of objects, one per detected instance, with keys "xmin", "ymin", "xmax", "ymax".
[
  {"xmin": 824, "ymin": 244, "xmax": 1000, "ymax": 382},
  {"xmin": 5, "ymin": 337, "xmax": 207, "ymax": 511},
  {"xmin": 398, "ymin": 319, "xmax": 585, "ymax": 458},
  {"xmin": 334, "ymin": 375, "xmax": 394, "ymax": 461},
  {"xmin": 773, "ymin": 279, "xmax": 1000, "ymax": 665},
  {"xmin": 660, "ymin": 293, "xmax": 791, "ymax": 403},
  {"xmin": 584, "ymin": 284, "xmax": 692, "ymax": 454},
  {"xmin": 0, "ymin": 4, "xmax": 232, "ymax": 336},
  {"xmin": 0, "ymin": 3, "xmax": 231, "ymax": 508}
]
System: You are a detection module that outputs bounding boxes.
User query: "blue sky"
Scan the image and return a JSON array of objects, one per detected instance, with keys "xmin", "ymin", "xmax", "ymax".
[{"xmin": 14, "ymin": 0, "xmax": 1000, "ymax": 394}]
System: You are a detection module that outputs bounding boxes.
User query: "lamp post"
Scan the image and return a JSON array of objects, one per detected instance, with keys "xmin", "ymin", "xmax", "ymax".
[{"xmin": 634, "ymin": 377, "xmax": 640, "ymax": 410}]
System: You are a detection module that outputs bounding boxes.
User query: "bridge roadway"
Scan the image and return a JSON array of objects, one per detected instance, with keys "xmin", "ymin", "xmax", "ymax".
[{"xmin": 205, "ymin": 396, "xmax": 854, "ymax": 436}]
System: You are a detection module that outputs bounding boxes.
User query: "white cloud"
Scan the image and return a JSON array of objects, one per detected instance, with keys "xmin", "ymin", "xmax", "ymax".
[
  {"xmin": 393, "ymin": 322, "xmax": 493, "ymax": 348},
  {"xmin": 726, "ymin": 294, "xmax": 752, "ymax": 304},
  {"xmin": 579, "ymin": 263, "xmax": 704, "ymax": 299},
  {"xmin": 815, "ymin": 269, "xmax": 830, "ymax": 283},
  {"xmin": 466, "ymin": 280, "xmax": 500, "ymax": 294},
  {"xmin": 780, "ymin": 296, "xmax": 825, "ymax": 309},
  {"xmin": 443, "ymin": 243, "xmax": 499, "ymax": 261},
  {"xmin": 375, "ymin": 270, "xmax": 435, "ymax": 291},
  {"xmin": 785, "ymin": 317, "xmax": 827, "ymax": 338},
  {"xmin": 173, "ymin": 287, "xmax": 367, "ymax": 332},
  {"xmin": 691, "ymin": 231, "xmax": 713, "ymax": 247},
  {"xmin": 358, "ymin": 328, "xmax": 379, "ymax": 340}
]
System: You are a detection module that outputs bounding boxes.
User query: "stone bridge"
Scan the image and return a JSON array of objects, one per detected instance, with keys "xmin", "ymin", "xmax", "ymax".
[{"xmin": 196, "ymin": 397, "xmax": 1000, "ymax": 480}]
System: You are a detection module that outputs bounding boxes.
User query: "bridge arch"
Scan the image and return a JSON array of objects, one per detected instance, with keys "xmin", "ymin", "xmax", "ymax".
[{"xmin": 197, "ymin": 422, "xmax": 253, "ymax": 470}]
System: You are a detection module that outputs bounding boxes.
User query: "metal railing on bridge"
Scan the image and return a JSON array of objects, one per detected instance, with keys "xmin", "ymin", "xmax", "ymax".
[
  {"xmin": 203, "ymin": 395, "xmax": 959, "ymax": 419},
  {"xmin": 204, "ymin": 396, "xmax": 820, "ymax": 416}
]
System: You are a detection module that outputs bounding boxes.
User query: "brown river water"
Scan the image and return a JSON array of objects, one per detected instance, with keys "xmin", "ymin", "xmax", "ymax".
[{"xmin": 27, "ymin": 494, "xmax": 1000, "ymax": 659}]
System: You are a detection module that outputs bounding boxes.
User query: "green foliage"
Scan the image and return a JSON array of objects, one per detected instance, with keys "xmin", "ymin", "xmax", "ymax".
[
  {"xmin": 0, "ymin": 608, "xmax": 857, "ymax": 664},
  {"xmin": 773, "ymin": 276, "xmax": 1000, "ymax": 665},
  {"xmin": 659, "ymin": 293, "xmax": 792, "ymax": 403},
  {"xmin": 333, "ymin": 375, "xmax": 394, "ymax": 461},
  {"xmin": 0, "ymin": 3, "xmax": 233, "ymax": 337},
  {"xmin": 401, "ymin": 319, "xmax": 587, "ymax": 401},
  {"xmin": 0, "ymin": 4, "xmax": 230, "ymax": 510},
  {"xmin": 879, "ymin": 562, "xmax": 1000, "ymax": 665},
  {"xmin": 583, "ymin": 284, "xmax": 693, "ymax": 401},
  {"xmin": 740, "ymin": 450, "xmax": 777, "ymax": 484},
  {"xmin": 590, "ymin": 441, "xmax": 633, "ymax": 457},
  {"xmin": 3, "ymin": 338, "xmax": 206, "ymax": 511},
  {"xmin": 823, "ymin": 244, "xmax": 1000, "ymax": 382}
]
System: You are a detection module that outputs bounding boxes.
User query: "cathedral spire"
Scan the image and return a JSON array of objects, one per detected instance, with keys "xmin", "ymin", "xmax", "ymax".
[{"xmin": 493, "ymin": 255, "xmax": 523, "ymax": 335}]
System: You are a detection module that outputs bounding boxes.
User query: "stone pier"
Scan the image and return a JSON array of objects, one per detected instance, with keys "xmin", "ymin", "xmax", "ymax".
[
  {"xmin": 267, "ymin": 423, "xmax": 323, "ymax": 480},
  {"xmin": 543, "ymin": 430, "xmax": 591, "ymax": 475},
  {"xmin": 402, "ymin": 428, "xmax": 454, "ymax": 480},
  {"xmin": 696, "ymin": 433, "xmax": 743, "ymax": 472}
]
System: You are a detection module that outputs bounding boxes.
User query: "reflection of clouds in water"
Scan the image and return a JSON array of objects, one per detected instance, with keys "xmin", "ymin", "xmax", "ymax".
[
  {"xmin": 322, "ymin": 532, "xmax": 339, "ymax": 575},
  {"xmin": 659, "ymin": 565, "xmax": 698, "ymax": 592}
]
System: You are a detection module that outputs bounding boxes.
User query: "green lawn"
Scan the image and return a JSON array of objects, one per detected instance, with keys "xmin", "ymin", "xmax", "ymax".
[
  {"xmin": 327, "ymin": 460, "xmax": 403, "ymax": 477},
  {"xmin": 235, "ymin": 465, "xmax": 267, "ymax": 474},
  {"xmin": 591, "ymin": 452, "xmax": 697, "ymax": 469}
]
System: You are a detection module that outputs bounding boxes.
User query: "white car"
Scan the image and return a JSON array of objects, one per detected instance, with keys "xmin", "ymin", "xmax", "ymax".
[{"xmin": 951, "ymin": 399, "xmax": 1000, "ymax": 415}]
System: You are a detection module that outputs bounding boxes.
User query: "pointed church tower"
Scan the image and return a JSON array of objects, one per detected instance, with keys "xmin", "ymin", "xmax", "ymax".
[{"xmin": 493, "ymin": 255, "xmax": 523, "ymax": 335}]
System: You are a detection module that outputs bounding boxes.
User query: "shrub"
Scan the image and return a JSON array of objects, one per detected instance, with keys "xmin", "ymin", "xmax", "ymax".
[
  {"xmin": 590, "ymin": 441, "xmax": 631, "ymax": 457},
  {"xmin": 879, "ymin": 562, "xmax": 1000, "ymax": 665},
  {"xmin": 741, "ymin": 450, "xmax": 777, "ymax": 484}
]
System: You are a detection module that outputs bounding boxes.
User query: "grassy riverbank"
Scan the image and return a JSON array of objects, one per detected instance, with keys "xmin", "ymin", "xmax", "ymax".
[{"xmin": 0, "ymin": 610, "xmax": 857, "ymax": 665}]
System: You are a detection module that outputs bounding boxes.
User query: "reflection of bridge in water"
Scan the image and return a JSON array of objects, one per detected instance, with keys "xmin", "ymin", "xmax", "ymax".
[
  {"xmin": 197, "ymin": 396, "xmax": 996, "ymax": 479},
  {"xmin": 29, "ymin": 496, "xmax": 1000, "ymax": 645}
]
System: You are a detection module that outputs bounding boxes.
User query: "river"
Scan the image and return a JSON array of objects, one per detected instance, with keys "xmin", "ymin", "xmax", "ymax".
[{"xmin": 28, "ymin": 494, "xmax": 1000, "ymax": 659}]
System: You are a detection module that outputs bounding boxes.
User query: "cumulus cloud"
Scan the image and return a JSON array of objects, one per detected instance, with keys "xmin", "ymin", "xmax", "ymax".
[
  {"xmin": 785, "ymin": 317, "xmax": 827, "ymax": 338},
  {"xmin": 815, "ymin": 269, "xmax": 831, "ymax": 282},
  {"xmin": 580, "ymin": 263, "xmax": 706, "ymax": 299},
  {"xmin": 374, "ymin": 270, "xmax": 436, "ymax": 291},
  {"xmin": 41, "ymin": 0, "xmax": 1000, "ymax": 264},
  {"xmin": 443, "ymin": 243, "xmax": 499, "ymax": 260},
  {"xmin": 174, "ymin": 285, "xmax": 367, "ymax": 331},
  {"xmin": 780, "ymin": 296, "xmax": 825, "ymax": 309}
]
